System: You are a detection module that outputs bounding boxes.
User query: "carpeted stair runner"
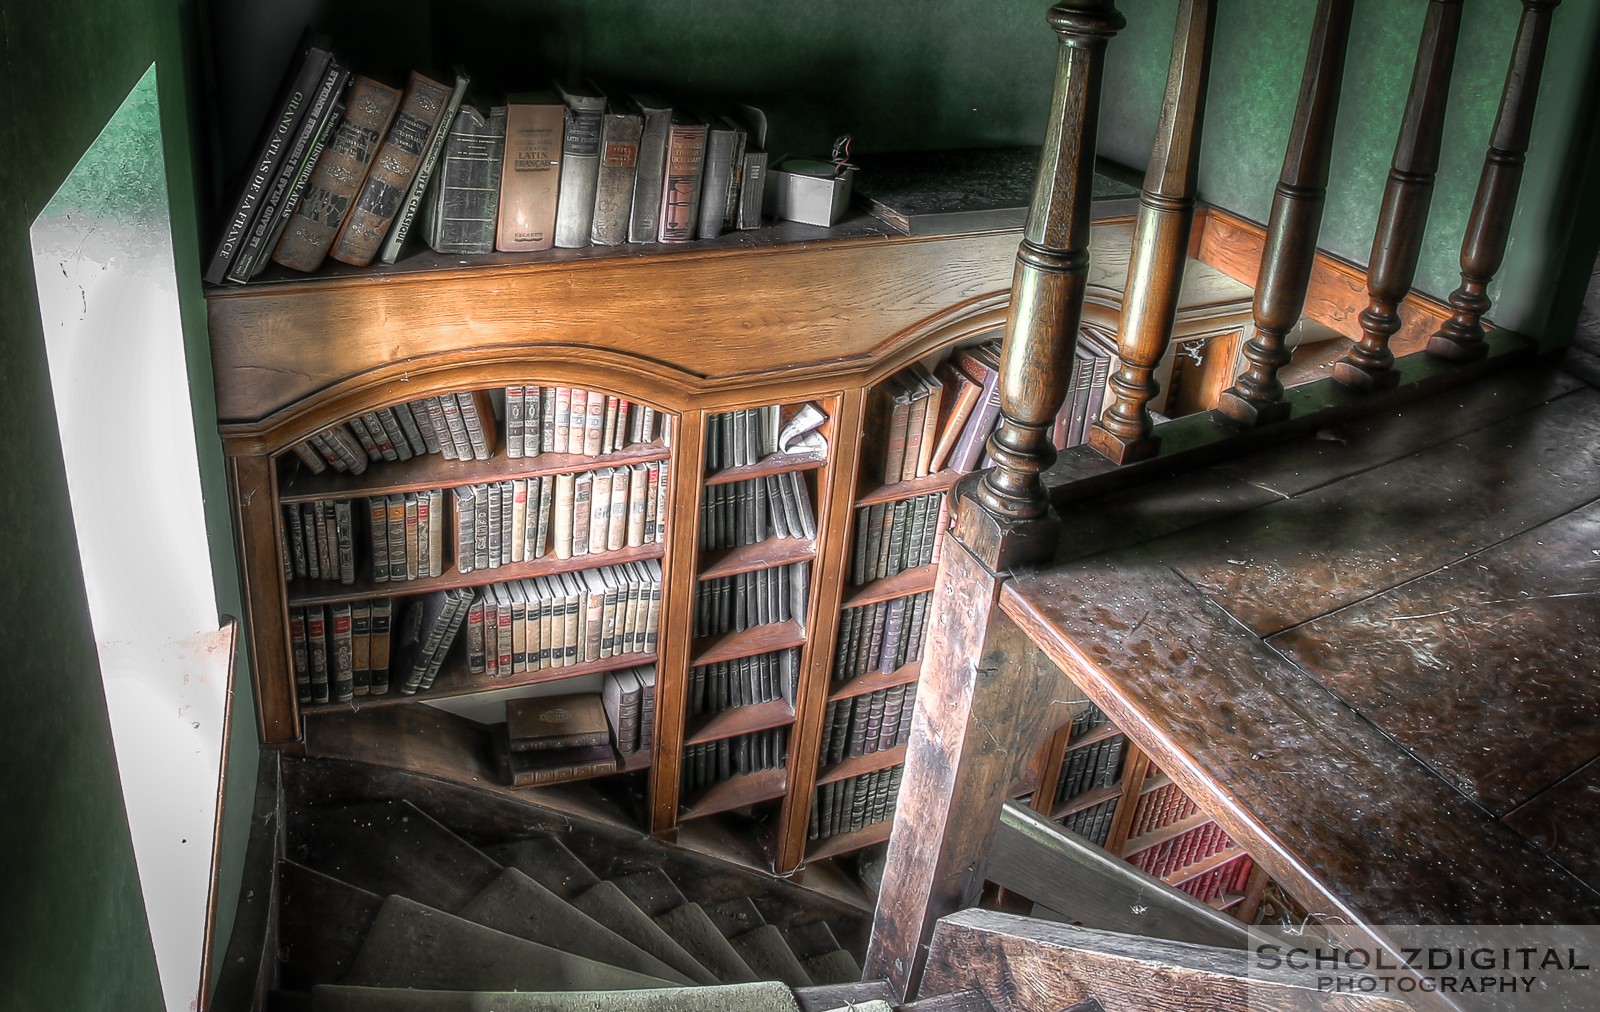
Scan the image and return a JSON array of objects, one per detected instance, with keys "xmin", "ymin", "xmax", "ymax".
[
  {"xmin": 309, "ymin": 980, "xmax": 804, "ymax": 1012},
  {"xmin": 460, "ymin": 867, "xmax": 696, "ymax": 984},
  {"xmin": 487, "ymin": 838, "xmax": 718, "ymax": 985},
  {"xmin": 343, "ymin": 895, "xmax": 677, "ymax": 992},
  {"xmin": 613, "ymin": 870, "xmax": 760, "ymax": 984}
]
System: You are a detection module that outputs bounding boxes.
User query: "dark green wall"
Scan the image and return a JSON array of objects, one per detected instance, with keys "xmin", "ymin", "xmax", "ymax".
[
  {"xmin": 1099, "ymin": 0, "xmax": 1600, "ymax": 337},
  {"xmin": 0, "ymin": 0, "xmax": 249, "ymax": 1007}
]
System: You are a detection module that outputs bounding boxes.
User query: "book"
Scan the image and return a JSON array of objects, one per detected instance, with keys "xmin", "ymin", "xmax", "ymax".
[
  {"xmin": 591, "ymin": 103, "xmax": 644, "ymax": 245},
  {"xmin": 853, "ymin": 147, "xmax": 1139, "ymax": 236},
  {"xmin": 947, "ymin": 342, "xmax": 1004, "ymax": 472},
  {"xmin": 554, "ymin": 80, "xmax": 608, "ymax": 248},
  {"xmin": 206, "ymin": 37, "xmax": 334, "ymax": 284},
  {"xmin": 627, "ymin": 94, "xmax": 673, "ymax": 244},
  {"xmin": 395, "ymin": 587, "xmax": 473, "ymax": 694},
  {"xmin": 658, "ymin": 109, "xmax": 708, "ymax": 242},
  {"xmin": 497, "ymin": 92, "xmax": 566, "ymax": 251},
  {"xmin": 331, "ymin": 71, "xmax": 454, "ymax": 267},
  {"xmin": 379, "ymin": 71, "xmax": 472, "ymax": 264},
  {"xmin": 696, "ymin": 114, "xmax": 740, "ymax": 240},
  {"xmin": 498, "ymin": 736, "xmax": 617, "ymax": 787},
  {"xmin": 227, "ymin": 61, "xmax": 350, "ymax": 283},
  {"xmin": 421, "ymin": 100, "xmax": 507, "ymax": 254},
  {"xmin": 737, "ymin": 150, "xmax": 769, "ymax": 230},
  {"xmin": 512, "ymin": 688, "xmax": 611, "ymax": 752},
  {"xmin": 274, "ymin": 76, "xmax": 402, "ymax": 273}
]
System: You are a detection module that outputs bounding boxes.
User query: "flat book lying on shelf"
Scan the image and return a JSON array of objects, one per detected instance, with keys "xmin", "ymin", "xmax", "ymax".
[
  {"xmin": 495, "ymin": 734, "xmax": 618, "ymax": 787},
  {"xmin": 506, "ymin": 692, "xmax": 610, "ymax": 751},
  {"xmin": 852, "ymin": 147, "xmax": 1140, "ymax": 237}
]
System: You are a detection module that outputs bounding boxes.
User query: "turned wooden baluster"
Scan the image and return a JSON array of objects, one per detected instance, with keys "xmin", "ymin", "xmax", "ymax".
[
  {"xmin": 1216, "ymin": 0, "xmax": 1353, "ymax": 426},
  {"xmin": 1335, "ymin": 0, "xmax": 1463, "ymax": 390},
  {"xmin": 1428, "ymin": 0, "xmax": 1562, "ymax": 362},
  {"xmin": 975, "ymin": 0, "xmax": 1126, "ymax": 521},
  {"xmin": 1088, "ymin": 0, "xmax": 1215, "ymax": 463}
]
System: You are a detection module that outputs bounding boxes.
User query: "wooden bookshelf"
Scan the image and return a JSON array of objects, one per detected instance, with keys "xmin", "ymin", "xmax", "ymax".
[
  {"xmin": 806, "ymin": 818, "xmax": 894, "ymax": 862},
  {"xmin": 829, "ymin": 660, "xmax": 922, "ymax": 702},
  {"xmin": 703, "ymin": 449, "xmax": 828, "ymax": 487},
  {"xmin": 690, "ymin": 621, "xmax": 806, "ymax": 667},
  {"xmin": 841, "ymin": 565, "xmax": 937, "ymax": 610},
  {"xmin": 1050, "ymin": 782, "xmax": 1123, "ymax": 821},
  {"xmin": 817, "ymin": 743, "xmax": 907, "ymax": 787},
  {"xmin": 301, "ymin": 649, "xmax": 660, "ymax": 714},
  {"xmin": 698, "ymin": 539, "xmax": 816, "ymax": 581},
  {"xmin": 684, "ymin": 698, "xmax": 797, "ymax": 747},
  {"xmin": 855, "ymin": 468, "xmax": 963, "ymax": 508},
  {"xmin": 680, "ymin": 767, "xmax": 788, "ymax": 821}
]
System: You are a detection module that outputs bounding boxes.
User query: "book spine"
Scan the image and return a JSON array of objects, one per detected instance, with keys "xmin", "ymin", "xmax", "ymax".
[
  {"xmin": 380, "ymin": 74, "xmax": 471, "ymax": 264},
  {"xmin": 696, "ymin": 124, "xmax": 738, "ymax": 239},
  {"xmin": 497, "ymin": 101, "xmax": 564, "ymax": 252},
  {"xmin": 332, "ymin": 73, "xmax": 453, "ymax": 267},
  {"xmin": 555, "ymin": 93, "xmax": 606, "ymax": 248},
  {"xmin": 426, "ymin": 105, "xmax": 507, "ymax": 254},
  {"xmin": 591, "ymin": 112, "xmax": 643, "ymax": 246},
  {"xmin": 658, "ymin": 122, "xmax": 708, "ymax": 242},
  {"xmin": 628, "ymin": 104, "xmax": 672, "ymax": 243}
]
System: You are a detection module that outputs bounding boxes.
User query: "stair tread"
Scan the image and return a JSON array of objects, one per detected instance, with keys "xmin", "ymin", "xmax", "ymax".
[
  {"xmin": 794, "ymin": 980, "xmax": 897, "ymax": 1012},
  {"xmin": 656, "ymin": 902, "xmax": 761, "ymax": 983},
  {"xmin": 267, "ymin": 990, "xmax": 314, "ymax": 1012},
  {"xmin": 783, "ymin": 921, "xmax": 843, "ymax": 961},
  {"xmin": 483, "ymin": 836, "xmax": 600, "ymax": 900},
  {"xmin": 611, "ymin": 868, "xmax": 690, "ymax": 917},
  {"xmin": 576, "ymin": 881, "xmax": 720, "ymax": 985},
  {"xmin": 705, "ymin": 896, "xmax": 766, "ymax": 938},
  {"xmin": 289, "ymin": 799, "xmax": 500, "ymax": 915},
  {"xmin": 462, "ymin": 868, "xmax": 696, "ymax": 985},
  {"xmin": 897, "ymin": 989, "xmax": 996, "ymax": 1012},
  {"xmin": 345, "ymin": 895, "xmax": 677, "ymax": 992},
  {"xmin": 310, "ymin": 980, "xmax": 803, "ymax": 1012},
  {"xmin": 731, "ymin": 923, "xmax": 814, "ymax": 988},
  {"xmin": 278, "ymin": 860, "xmax": 385, "ymax": 992},
  {"xmin": 801, "ymin": 949, "xmax": 863, "ymax": 987}
]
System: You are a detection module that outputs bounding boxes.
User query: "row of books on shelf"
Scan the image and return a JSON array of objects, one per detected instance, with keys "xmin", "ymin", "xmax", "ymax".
[
  {"xmin": 208, "ymin": 36, "xmax": 776, "ymax": 285},
  {"xmin": 1175, "ymin": 855, "xmax": 1254, "ymax": 906},
  {"xmin": 1128, "ymin": 780, "xmax": 1198, "ymax": 840},
  {"xmin": 831, "ymin": 591, "xmax": 932, "ymax": 685},
  {"xmin": 1053, "ymin": 734, "xmax": 1126, "ymax": 806},
  {"xmin": 283, "ymin": 499, "xmax": 363, "ymax": 585},
  {"xmin": 497, "ymin": 681, "xmax": 656, "ymax": 787},
  {"xmin": 289, "ymin": 600, "xmax": 393, "ymax": 702},
  {"xmin": 809, "ymin": 766, "xmax": 903, "ymax": 842},
  {"xmin": 849, "ymin": 491, "xmax": 948, "ymax": 586},
  {"xmin": 1069, "ymin": 701, "xmax": 1109, "ymax": 739},
  {"xmin": 1058, "ymin": 797, "xmax": 1119, "ymax": 849},
  {"xmin": 692, "ymin": 564, "xmax": 809, "ymax": 638},
  {"xmin": 681, "ymin": 727, "xmax": 788, "ymax": 794},
  {"xmin": 700, "ymin": 474, "xmax": 816, "ymax": 550},
  {"xmin": 703, "ymin": 403, "xmax": 827, "ymax": 471},
  {"xmin": 465, "ymin": 562, "xmax": 663, "ymax": 677},
  {"xmin": 817, "ymin": 683, "xmax": 917, "ymax": 766},
  {"xmin": 287, "ymin": 388, "xmax": 669, "ymax": 479},
  {"xmin": 687, "ymin": 648, "xmax": 799, "ymax": 718},
  {"xmin": 1126, "ymin": 822, "xmax": 1236, "ymax": 880},
  {"xmin": 865, "ymin": 340, "xmax": 1003, "ymax": 486}
]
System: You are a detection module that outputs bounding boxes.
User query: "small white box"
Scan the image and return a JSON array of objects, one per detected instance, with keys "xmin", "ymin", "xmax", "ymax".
[{"xmin": 763, "ymin": 158, "xmax": 853, "ymax": 227}]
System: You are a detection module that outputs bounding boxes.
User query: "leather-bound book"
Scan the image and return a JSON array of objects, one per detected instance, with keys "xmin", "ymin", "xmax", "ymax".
[
  {"xmin": 657, "ymin": 109, "xmax": 708, "ymax": 242},
  {"xmin": 554, "ymin": 80, "xmax": 607, "ymax": 248},
  {"xmin": 696, "ymin": 115, "xmax": 741, "ymax": 239},
  {"xmin": 496, "ymin": 91, "xmax": 566, "ymax": 252},
  {"xmin": 420, "ymin": 100, "xmax": 506, "ymax": 254},
  {"xmin": 627, "ymin": 94, "xmax": 673, "ymax": 243},
  {"xmin": 331, "ymin": 71, "xmax": 453, "ymax": 267},
  {"xmin": 590, "ymin": 102, "xmax": 643, "ymax": 246},
  {"xmin": 273, "ymin": 76, "xmax": 401, "ymax": 273},
  {"xmin": 379, "ymin": 72, "xmax": 471, "ymax": 264}
]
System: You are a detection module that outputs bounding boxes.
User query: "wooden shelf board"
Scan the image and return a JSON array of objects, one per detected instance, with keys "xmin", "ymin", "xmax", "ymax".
[
  {"xmin": 806, "ymin": 818, "xmax": 894, "ymax": 863},
  {"xmin": 279, "ymin": 441, "xmax": 672, "ymax": 503},
  {"xmin": 699, "ymin": 538, "xmax": 816, "ymax": 581},
  {"xmin": 841, "ymin": 565, "xmax": 937, "ymax": 609},
  {"xmin": 287, "ymin": 541, "xmax": 666, "ymax": 607},
  {"xmin": 1139, "ymin": 772, "xmax": 1174, "ymax": 797},
  {"xmin": 856, "ymin": 468, "xmax": 963, "ymax": 508},
  {"xmin": 817, "ymin": 744, "xmax": 907, "ymax": 787},
  {"xmin": 301, "ymin": 650, "xmax": 658, "ymax": 714},
  {"xmin": 679, "ymin": 767, "xmax": 788, "ymax": 821},
  {"xmin": 829, "ymin": 660, "xmax": 922, "ymax": 702},
  {"xmin": 1063, "ymin": 722, "xmax": 1121, "ymax": 753},
  {"xmin": 1121, "ymin": 811, "xmax": 1215, "ymax": 859},
  {"xmin": 685, "ymin": 698, "xmax": 797, "ymax": 746},
  {"xmin": 704, "ymin": 450, "xmax": 828, "ymax": 487},
  {"xmin": 1207, "ymin": 892, "xmax": 1247, "ymax": 912},
  {"xmin": 1051, "ymin": 782, "xmax": 1124, "ymax": 821},
  {"xmin": 691, "ymin": 621, "xmax": 806, "ymax": 667},
  {"xmin": 1166, "ymin": 846, "xmax": 1248, "ymax": 888}
]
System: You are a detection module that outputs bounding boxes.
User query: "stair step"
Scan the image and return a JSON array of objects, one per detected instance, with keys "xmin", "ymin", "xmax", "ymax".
[
  {"xmin": 611, "ymin": 868, "xmax": 690, "ymax": 917},
  {"xmin": 461, "ymin": 868, "xmax": 696, "ymax": 985},
  {"xmin": 483, "ymin": 837, "xmax": 600, "ymax": 900},
  {"xmin": 344, "ymin": 895, "xmax": 677, "ymax": 992},
  {"xmin": 277, "ymin": 860, "xmax": 384, "ymax": 991},
  {"xmin": 655, "ymin": 902, "xmax": 761, "ymax": 983},
  {"xmin": 802, "ymin": 949, "xmax": 863, "ymax": 986},
  {"xmin": 705, "ymin": 896, "xmax": 766, "ymax": 939},
  {"xmin": 289, "ymin": 800, "xmax": 500, "ymax": 915},
  {"xmin": 310, "ymin": 980, "xmax": 804, "ymax": 1012},
  {"xmin": 828, "ymin": 1002, "xmax": 893, "ymax": 1012},
  {"xmin": 782, "ymin": 921, "xmax": 843, "ymax": 961},
  {"xmin": 896, "ymin": 989, "xmax": 996, "ymax": 1012},
  {"xmin": 266, "ymin": 990, "xmax": 313, "ymax": 1012},
  {"xmin": 794, "ymin": 980, "xmax": 897, "ymax": 1012},
  {"xmin": 489, "ymin": 838, "xmax": 717, "ymax": 985},
  {"xmin": 730, "ymin": 924, "xmax": 815, "ymax": 988}
]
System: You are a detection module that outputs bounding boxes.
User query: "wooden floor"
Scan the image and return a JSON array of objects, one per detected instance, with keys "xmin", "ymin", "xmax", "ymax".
[{"xmin": 1001, "ymin": 354, "xmax": 1600, "ymax": 928}]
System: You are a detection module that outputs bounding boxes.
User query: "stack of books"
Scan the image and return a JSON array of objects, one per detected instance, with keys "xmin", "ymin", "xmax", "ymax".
[
  {"xmin": 498, "ymin": 693, "xmax": 618, "ymax": 787},
  {"xmin": 206, "ymin": 36, "xmax": 774, "ymax": 285},
  {"xmin": 863, "ymin": 340, "xmax": 1006, "ymax": 485},
  {"xmin": 287, "ymin": 392, "xmax": 497, "ymax": 475}
]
